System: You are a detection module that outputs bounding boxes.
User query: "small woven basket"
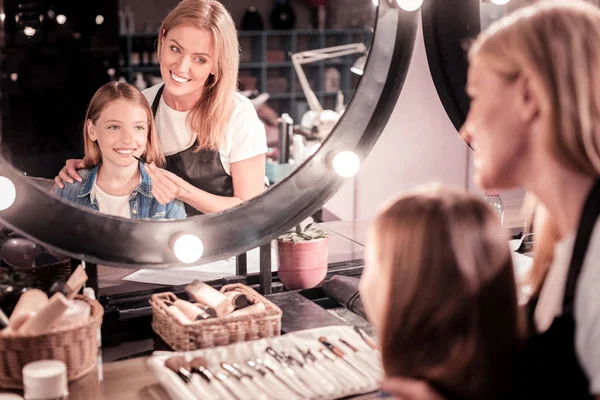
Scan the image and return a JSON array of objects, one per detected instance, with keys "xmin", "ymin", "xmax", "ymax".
[
  {"xmin": 0, "ymin": 295, "xmax": 104, "ymax": 389},
  {"xmin": 150, "ymin": 283, "xmax": 282, "ymax": 351}
]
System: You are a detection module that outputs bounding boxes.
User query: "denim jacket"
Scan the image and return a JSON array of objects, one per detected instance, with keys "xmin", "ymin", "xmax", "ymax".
[{"xmin": 52, "ymin": 163, "xmax": 186, "ymax": 220}]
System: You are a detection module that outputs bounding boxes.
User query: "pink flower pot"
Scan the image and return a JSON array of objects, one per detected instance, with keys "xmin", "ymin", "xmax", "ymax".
[{"xmin": 277, "ymin": 237, "xmax": 328, "ymax": 290}]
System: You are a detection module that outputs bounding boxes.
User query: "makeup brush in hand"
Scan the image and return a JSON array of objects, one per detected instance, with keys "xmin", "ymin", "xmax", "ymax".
[{"xmin": 132, "ymin": 155, "xmax": 192, "ymax": 194}]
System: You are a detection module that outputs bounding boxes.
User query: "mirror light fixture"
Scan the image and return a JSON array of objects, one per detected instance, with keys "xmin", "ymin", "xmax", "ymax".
[
  {"xmin": 490, "ymin": 0, "xmax": 511, "ymax": 5},
  {"xmin": 172, "ymin": 234, "xmax": 203, "ymax": 264},
  {"xmin": 95, "ymin": 15, "xmax": 104, "ymax": 25},
  {"xmin": 329, "ymin": 151, "xmax": 361, "ymax": 178},
  {"xmin": 56, "ymin": 14, "xmax": 66, "ymax": 25},
  {"xmin": 396, "ymin": 0, "xmax": 424, "ymax": 11},
  {"xmin": 0, "ymin": 177, "xmax": 16, "ymax": 211}
]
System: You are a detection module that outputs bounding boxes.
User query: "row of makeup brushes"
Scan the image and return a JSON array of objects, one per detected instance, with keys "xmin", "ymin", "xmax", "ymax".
[{"xmin": 163, "ymin": 328, "xmax": 382, "ymax": 400}]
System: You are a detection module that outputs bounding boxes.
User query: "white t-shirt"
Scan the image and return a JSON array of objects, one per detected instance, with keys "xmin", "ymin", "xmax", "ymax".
[
  {"xmin": 142, "ymin": 84, "xmax": 267, "ymax": 175},
  {"xmin": 534, "ymin": 220, "xmax": 600, "ymax": 394},
  {"xmin": 91, "ymin": 184, "xmax": 131, "ymax": 219}
]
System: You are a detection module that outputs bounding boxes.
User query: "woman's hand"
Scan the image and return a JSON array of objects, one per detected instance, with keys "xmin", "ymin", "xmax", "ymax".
[
  {"xmin": 381, "ymin": 377, "xmax": 445, "ymax": 400},
  {"xmin": 144, "ymin": 162, "xmax": 188, "ymax": 205},
  {"xmin": 54, "ymin": 159, "xmax": 86, "ymax": 189}
]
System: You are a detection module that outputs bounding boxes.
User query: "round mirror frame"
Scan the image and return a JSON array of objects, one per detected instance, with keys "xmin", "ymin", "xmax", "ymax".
[
  {"xmin": 0, "ymin": 3, "xmax": 418, "ymax": 268},
  {"xmin": 422, "ymin": 0, "xmax": 480, "ymax": 132}
]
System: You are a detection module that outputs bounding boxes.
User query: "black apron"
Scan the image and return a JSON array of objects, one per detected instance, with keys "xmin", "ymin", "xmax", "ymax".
[
  {"xmin": 513, "ymin": 181, "xmax": 600, "ymax": 399},
  {"xmin": 151, "ymin": 85, "xmax": 234, "ymax": 216}
]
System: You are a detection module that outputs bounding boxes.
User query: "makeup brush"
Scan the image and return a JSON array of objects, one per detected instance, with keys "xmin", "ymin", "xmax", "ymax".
[
  {"xmin": 337, "ymin": 337, "xmax": 384, "ymax": 379},
  {"xmin": 319, "ymin": 336, "xmax": 373, "ymax": 380},
  {"xmin": 132, "ymin": 154, "xmax": 192, "ymax": 194},
  {"xmin": 164, "ymin": 356, "xmax": 192, "ymax": 383},
  {"xmin": 190, "ymin": 357, "xmax": 238, "ymax": 400},
  {"xmin": 354, "ymin": 325, "xmax": 378, "ymax": 350}
]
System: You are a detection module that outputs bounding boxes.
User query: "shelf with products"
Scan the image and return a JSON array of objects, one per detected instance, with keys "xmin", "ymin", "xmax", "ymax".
[{"xmin": 119, "ymin": 28, "xmax": 371, "ymax": 121}]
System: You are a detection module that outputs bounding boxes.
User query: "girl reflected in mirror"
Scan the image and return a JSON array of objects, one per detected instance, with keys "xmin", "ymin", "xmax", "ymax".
[
  {"xmin": 52, "ymin": 82, "xmax": 186, "ymax": 220},
  {"xmin": 54, "ymin": 0, "xmax": 267, "ymax": 216},
  {"xmin": 360, "ymin": 185, "xmax": 520, "ymax": 400}
]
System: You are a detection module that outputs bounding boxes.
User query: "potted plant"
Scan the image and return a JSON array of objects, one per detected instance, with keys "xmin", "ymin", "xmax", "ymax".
[{"xmin": 277, "ymin": 222, "xmax": 329, "ymax": 290}]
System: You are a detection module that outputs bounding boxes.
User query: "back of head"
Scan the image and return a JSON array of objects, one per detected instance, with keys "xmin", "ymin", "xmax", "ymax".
[
  {"xmin": 372, "ymin": 185, "xmax": 520, "ymax": 399},
  {"xmin": 83, "ymin": 82, "xmax": 164, "ymax": 168},
  {"xmin": 469, "ymin": 0, "xmax": 600, "ymax": 176}
]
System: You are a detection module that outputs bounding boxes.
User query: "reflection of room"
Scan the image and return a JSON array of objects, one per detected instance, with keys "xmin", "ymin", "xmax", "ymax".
[{"xmin": 118, "ymin": 0, "xmax": 374, "ymax": 186}]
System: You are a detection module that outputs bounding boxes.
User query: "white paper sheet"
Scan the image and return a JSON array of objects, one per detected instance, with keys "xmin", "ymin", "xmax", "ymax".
[{"xmin": 122, "ymin": 247, "xmax": 278, "ymax": 285}]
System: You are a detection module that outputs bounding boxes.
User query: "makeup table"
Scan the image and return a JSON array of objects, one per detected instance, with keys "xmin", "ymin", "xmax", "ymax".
[{"xmin": 0, "ymin": 202, "xmax": 526, "ymax": 399}]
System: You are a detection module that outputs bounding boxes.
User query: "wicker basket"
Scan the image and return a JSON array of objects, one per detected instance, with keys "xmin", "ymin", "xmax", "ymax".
[
  {"xmin": 0, "ymin": 295, "xmax": 104, "ymax": 389},
  {"xmin": 150, "ymin": 283, "xmax": 282, "ymax": 351}
]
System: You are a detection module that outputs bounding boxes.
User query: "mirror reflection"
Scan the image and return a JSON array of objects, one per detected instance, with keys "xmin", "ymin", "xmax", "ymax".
[{"xmin": 0, "ymin": 0, "xmax": 374, "ymax": 219}]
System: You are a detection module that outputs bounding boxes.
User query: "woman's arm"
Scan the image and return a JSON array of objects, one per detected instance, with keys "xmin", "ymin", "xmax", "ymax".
[{"xmin": 145, "ymin": 153, "xmax": 266, "ymax": 214}]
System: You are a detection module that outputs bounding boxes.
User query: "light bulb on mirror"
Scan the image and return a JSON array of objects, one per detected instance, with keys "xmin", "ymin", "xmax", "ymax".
[
  {"xmin": 56, "ymin": 14, "xmax": 66, "ymax": 25},
  {"xmin": 490, "ymin": 0, "xmax": 511, "ymax": 4},
  {"xmin": 0, "ymin": 176, "xmax": 16, "ymax": 211},
  {"xmin": 396, "ymin": 0, "xmax": 424, "ymax": 11},
  {"xmin": 331, "ymin": 151, "xmax": 361, "ymax": 178},
  {"xmin": 172, "ymin": 234, "xmax": 203, "ymax": 264},
  {"xmin": 372, "ymin": 0, "xmax": 378, "ymax": 6}
]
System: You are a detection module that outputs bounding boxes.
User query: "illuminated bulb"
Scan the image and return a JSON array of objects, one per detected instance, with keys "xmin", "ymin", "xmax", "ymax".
[
  {"xmin": 56, "ymin": 14, "xmax": 66, "ymax": 25},
  {"xmin": 0, "ymin": 13, "xmax": 5, "ymax": 22},
  {"xmin": 490, "ymin": 0, "xmax": 511, "ymax": 4},
  {"xmin": 10, "ymin": 73, "xmax": 18, "ymax": 82},
  {"xmin": 173, "ymin": 234, "xmax": 203, "ymax": 264},
  {"xmin": 23, "ymin": 27, "xmax": 35, "ymax": 37},
  {"xmin": 332, "ymin": 151, "xmax": 360, "ymax": 178},
  {"xmin": 396, "ymin": 0, "xmax": 424, "ymax": 11},
  {"xmin": 95, "ymin": 15, "xmax": 104, "ymax": 25},
  {"xmin": 372, "ymin": 0, "xmax": 378, "ymax": 6},
  {"xmin": 0, "ymin": 176, "xmax": 16, "ymax": 211}
]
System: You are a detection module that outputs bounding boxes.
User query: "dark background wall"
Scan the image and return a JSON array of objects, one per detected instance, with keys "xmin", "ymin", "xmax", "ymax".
[{"xmin": 118, "ymin": 0, "xmax": 376, "ymax": 32}]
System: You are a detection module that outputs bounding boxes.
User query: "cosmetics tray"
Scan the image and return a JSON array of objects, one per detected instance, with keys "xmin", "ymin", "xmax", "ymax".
[{"xmin": 148, "ymin": 325, "xmax": 383, "ymax": 400}]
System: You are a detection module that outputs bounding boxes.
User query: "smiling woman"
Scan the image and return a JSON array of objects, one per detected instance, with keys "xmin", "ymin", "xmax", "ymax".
[{"xmin": 55, "ymin": 0, "xmax": 267, "ymax": 217}]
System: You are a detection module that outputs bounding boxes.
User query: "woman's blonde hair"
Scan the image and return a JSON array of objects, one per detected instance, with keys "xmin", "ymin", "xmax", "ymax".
[
  {"xmin": 371, "ymin": 185, "xmax": 520, "ymax": 400},
  {"xmin": 469, "ymin": 1, "xmax": 600, "ymax": 298},
  {"xmin": 468, "ymin": 0, "xmax": 600, "ymax": 176},
  {"xmin": 83, "ymin": 82, "xmax": 165, "ymax": 169},
  {"xmin": 157, "ymin": 0, "xmax": 238, "ymax": 151}
]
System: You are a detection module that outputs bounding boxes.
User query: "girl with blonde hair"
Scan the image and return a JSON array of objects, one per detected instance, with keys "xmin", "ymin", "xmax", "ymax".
[
  {"xmin": 52, "ymin": 82, "xmax": 185, "ymax": 220},
  {"xmin": 360, "ymin": 185, "xmax": 520, "ymax": 400},
  {"xmin": 54, "ymin": 0, "xmax": 267, "ymax": 216}
]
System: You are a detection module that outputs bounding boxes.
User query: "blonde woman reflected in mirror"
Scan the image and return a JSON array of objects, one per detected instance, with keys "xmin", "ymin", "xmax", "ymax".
[
  {"xmin": 54, "ymin": 0, "xmax": 267, "ymax": 216},
  {"xmin": 360, "ymin": 185, "xmax": 520, "ymax": 400}
]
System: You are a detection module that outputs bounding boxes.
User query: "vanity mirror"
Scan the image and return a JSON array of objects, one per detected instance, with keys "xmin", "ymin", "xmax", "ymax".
[
  {"xmin": 423, "ymin": 0, "xmax": 600, "ymax": 133},
  {"xmin": 0, "ymin": 1, "xmax": 418, "ymax": 268}
]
